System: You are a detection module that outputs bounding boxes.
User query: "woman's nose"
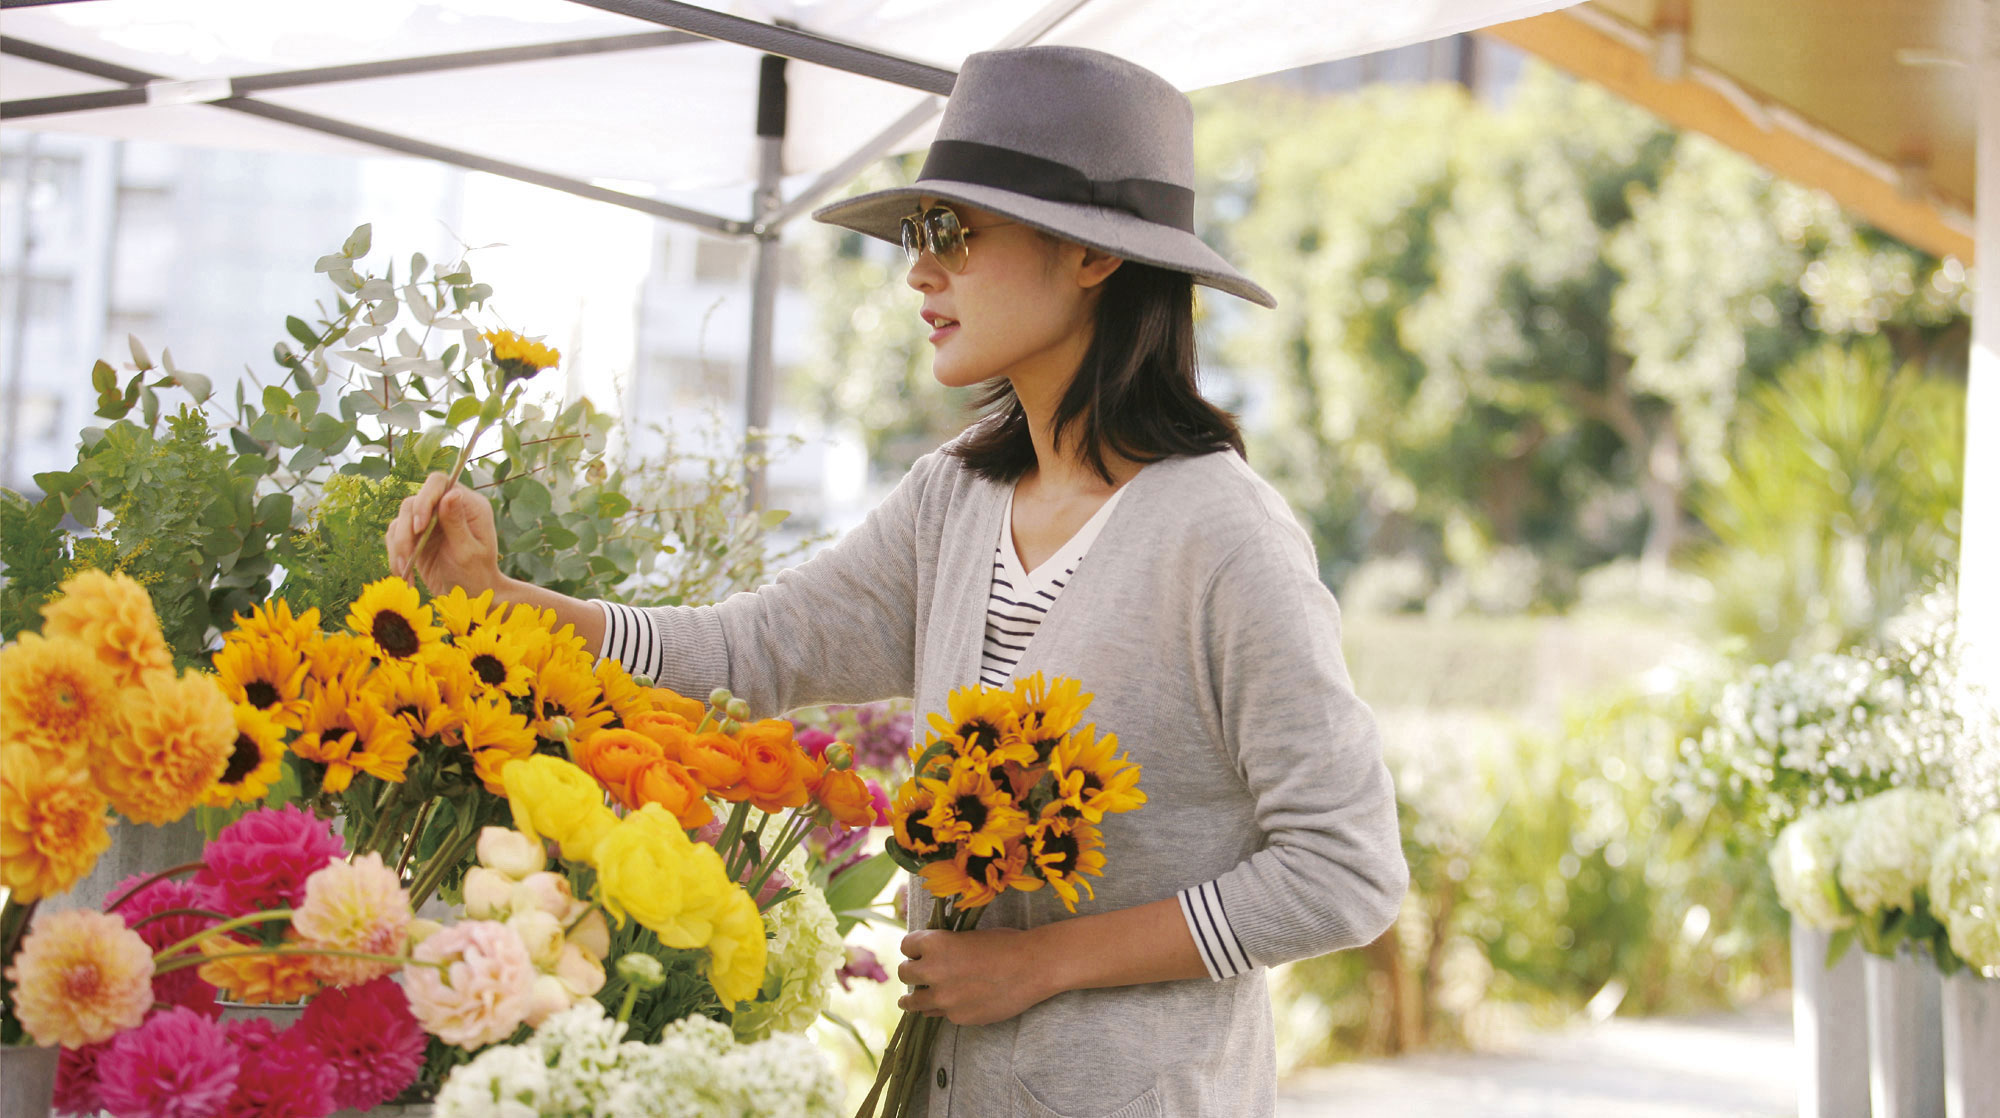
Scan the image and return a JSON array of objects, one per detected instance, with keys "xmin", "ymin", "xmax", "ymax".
[{"xmin": 906, "ymin": 252, "xmax": 945, "ymax": 293}]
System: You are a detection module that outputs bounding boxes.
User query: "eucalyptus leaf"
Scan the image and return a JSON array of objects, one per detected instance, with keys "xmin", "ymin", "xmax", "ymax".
[
  {"xmin": 313, "ymin": 252, "xmax": 348, "ymax": 273},
  {"xmin": 342, "ymin": 223, "xmax": 372, "ymax": 258},
  {"xmin": 396, "ymin": 328, "xmax": 422, "ymax": 359},
  {"xmin": 341, "ymin": 323, "xmax": 385, "ymax": 346},
  {"xmin": 335, "ymin": 349, "xmax": 386, "ymax": 373},
  {"xmin": 128, "ymin": 334, "xmax": 152, "ymax": 370},
  {"xmin": 91, "ymin": 360, "xmax": 116, "ymax": 393},
  {"xmin": 365, "ymin": 300, "xmax": 399, "ymax": 327},
  {"xmin": 286, "ymin": 316, "xmax": 320, "ymax": 348},
  {"xmin": 446, "ymin": 396, "xmax": 482, "ymax": 428},
  {"xmin": 384, "ymin": 402, "xmax": 423, "ymax": 430},
  {"xmin": 403, "ymin": 284, "xmax": 436, "ymax": 327}
]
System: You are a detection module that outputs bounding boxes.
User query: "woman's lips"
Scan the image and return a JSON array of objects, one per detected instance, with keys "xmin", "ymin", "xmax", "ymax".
[{"xmin": 928, "ymin": 322, "xmax": 959, "ymax": 345}]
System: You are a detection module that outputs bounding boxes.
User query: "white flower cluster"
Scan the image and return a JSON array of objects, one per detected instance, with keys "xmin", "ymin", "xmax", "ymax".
[
  {"xmin": 731, "ymin": 853, "xmax": 844, "ymax": 1043},
  {"xmin": 1928, "ymin": 814, "xmax": 2000, "ymax": 973},
  {"xmin": 1836, "ymin": 788, "xmax": 1959, "ymax": 918},
  {"xmin": 434, "ymin": 1001, "xmax": 844, "ymax": 1118},
  {"xmin": 1769, "ymin": 802, "xmax": 1862, "ymax": 930},
  {"xmin": 1677, "ymin": 583, "xmax": 1995, "ymax": 831}
]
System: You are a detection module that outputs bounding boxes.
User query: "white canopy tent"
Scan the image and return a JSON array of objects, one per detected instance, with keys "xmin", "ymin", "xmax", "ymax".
[{"xmin": 0, "ymin": 0, "xmax": 1583, "ymax": 507}]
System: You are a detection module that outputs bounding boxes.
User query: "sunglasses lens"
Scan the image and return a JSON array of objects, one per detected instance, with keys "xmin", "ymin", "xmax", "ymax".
[
  {"xmin": 926, "ymin": 208, "xmax": 968, "ymax": 272},
  {"xmin": 899, "ymin": 216, "xmax": 923, "ymax": 265}
]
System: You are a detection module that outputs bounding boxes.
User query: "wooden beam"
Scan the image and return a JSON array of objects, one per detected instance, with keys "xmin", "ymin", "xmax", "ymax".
[{"xmin": 1481, "ymin": 10, "xmax": 1974, "ymax": 263}]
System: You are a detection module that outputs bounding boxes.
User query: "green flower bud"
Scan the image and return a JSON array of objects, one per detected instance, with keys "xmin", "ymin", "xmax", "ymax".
[
  {"xmin": 543, "ymin": 715, "xmax": 574, "ymax": 742},
  {"xmin": 709, "ymin": 687, "xmax": 733, "ymax": 708},
  {"xmin": 725, "ymin": 698, "xmax": 752, "ymax": 722},
  {"xmin": 826, "ymin": 742, "xmax": 855, "ymax": 770},
  {"xmin": 616, "ymin": 952, "xmax": 667, "ymax": 991},
  {"xmin": 631, "ymin": 673, "xmax": 656, "ymax": 689}
]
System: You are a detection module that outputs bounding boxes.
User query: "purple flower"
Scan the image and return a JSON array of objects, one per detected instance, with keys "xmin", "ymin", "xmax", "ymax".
[{"xmin": 836, "ymin": 945, "xmax": 890, "ymax": 991}]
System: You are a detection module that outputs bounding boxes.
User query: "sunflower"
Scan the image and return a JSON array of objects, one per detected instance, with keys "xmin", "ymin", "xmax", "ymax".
[
  {"xmin": 529, "ymin": 657, "xmax": 613, "ymax": 743},
  {"xmin": 1050, "ymin": 725, "xmax": 1146, "ymax": 823},
  {"xmin": 458, "ymin": 696, "xmax": 537, "ymax": 794},
  {"xmin": 94, "ymin": 671, "xmax": 236, "ymax": 825},
  {"xmin": 918, "ymin": 757, "xmax": 1028, "ymax": 859},
  {"xmin": 365, "ymin": 656, "xmax": 461, "ymax": 743},
  {"xmin": 454, "ymin": 625, "xmax": 533, "ymax": 699},
  {"xmin": 293, "ymin": 674, "xmax": 416, "ymax": 792},
  {"xmin": 306, "ymin": 631, "xmax": 375, "ymax": 685},
  {"xmin": 211, "ymin": 629, "xmax": 312, "ymax": 730},
  {"xmin": 921, "ymin": 839, "xmax": 1041, "ymax": 908},
  {"xmin": 228, "ymin": 598, "xmax": 323, "ymax": 652},
  {"xmin": 926, "ymin": 684, "xmax": 1034, "ymax": 770},
  {"xmin": 482, "ymin": 329, "xmax": 561, "ymax": 386},
  {"xmin": 594, "ymin": 658, "xmax": 649, "ymax": 726},
  {"xmin": 1027, "ymin": 808, "xmax": 1107, "ymax": 912},
  {"xmin": 1011, "ymin": 672, "xmax": 1093, "ymax": 766},
  {"xmin": 890, "ymin": 780, "xmax": 942, "ymax": 857},
  {"xmin": 346, "ymin": 578, "xmax": 446, "ymax": 662},
  {"xmin": 38, "ymin": 569, "xmax": 173, "ymax": 688},
  {"xmin": 201, "ymin": 703, "xmax": 288, "ymax": 807},
  {"xmin": 419, "ymin": 643, "xmax": 482, "ymax": 711},
  {"xmin": 0, "ymin": 632, "xmax": 122, "ymax": 765},
  {"xmin": 490, "ymin": 603, "xmax": 589, "ymax": 675},
  {"xmin": 430, "ymin": 584, "xmax": 498, "ymax": 639}
]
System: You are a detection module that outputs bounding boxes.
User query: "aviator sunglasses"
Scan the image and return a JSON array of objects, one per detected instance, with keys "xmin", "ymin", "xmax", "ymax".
[{"xmin": 899, "ymin": 205, "xmax": 1017, "ymax": 273}]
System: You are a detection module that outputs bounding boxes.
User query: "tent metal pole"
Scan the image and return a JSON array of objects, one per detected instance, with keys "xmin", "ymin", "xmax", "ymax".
[
  {"xmin": 1961, "ymin": 0, "xmax": 2000, "ymax": 683},
  {"xmin": 0, "ymin": 37, "xmax": 750, "ymax": 235},
  {"xmin": 2, "ymin": 30, "xmax": 704, "ymax": 119},
  {"xmin": 564, "ymin": 0, "xmax": 954, "ymax": 95},
  {"xmin": 745, "ymin": 53, "xmax": 787, "ymax": 511}
]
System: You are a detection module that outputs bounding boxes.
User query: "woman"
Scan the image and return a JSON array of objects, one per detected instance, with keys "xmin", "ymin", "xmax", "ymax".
[{"xmin": 386, "ymin": 45, "xmax": 1405, "ymax": 1118}]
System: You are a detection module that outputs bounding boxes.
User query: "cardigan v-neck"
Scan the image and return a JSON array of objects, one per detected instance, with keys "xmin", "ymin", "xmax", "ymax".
[
  {"xmin": 980, "ymin": 482, "xmax": 1130, "ymax": 687},
  {"xmin": 591, "ymin": 434, "xmax": 1406, "ymax": 1118}
]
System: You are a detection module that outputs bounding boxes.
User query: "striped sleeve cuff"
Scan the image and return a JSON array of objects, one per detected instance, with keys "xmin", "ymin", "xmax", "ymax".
[
  {"xmin": 1178, "ymin": 879, "xmax": 1254, "ymax": 981},
  {"xmin": 594, "ymin": 600, "xmax": 662, "ymax": 682}
]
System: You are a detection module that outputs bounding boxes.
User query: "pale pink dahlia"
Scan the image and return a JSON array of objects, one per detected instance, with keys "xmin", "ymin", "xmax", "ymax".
[
  {"xmin": 196, "ymin": 805, "xmax": 345, "ymax": 917},
  {"xmin": 294, "ymin": 977, "xmax": 426, "ymax": 1110},
  {"xmin": 5, "ymin": 909, "xmax": 155, "ymax": 1047},
  {"xmin": 402, "ymin": 920, "xmax": 536, "ymax": 1048},
  {"xmin": 96, "ymin": 1007, "xmax": 240, "ymax": 1118},
  {"xmin": 290, "ymin": 852, "xmax": 411, "ymax": 986},
  {"xmin": 109, "ymin": 871, "xmax": 222, "ymax": 1018}
]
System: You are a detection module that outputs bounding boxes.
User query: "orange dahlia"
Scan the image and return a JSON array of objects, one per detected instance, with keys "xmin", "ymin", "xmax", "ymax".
[
  {"xmin": 38, "ymin": 569, "xmax": 173, "ymax": 688},
  {"xmin": 5, "ymin": 909, "xmax": 155, "ymax": 1046},
  {"xmin": 197, "ymin": 933, "xmax": 321, "ymax": 1004},
  {"xmin": 0, "ymin": 744, "xmax": 112, "ymax": 902},
  {"xmin": 0, "ymin": 632, "xmax": 123, "ymax": 766},
  {"xmin": 93, "ymin": 670, "xmax": 235, "ymax": 825}
]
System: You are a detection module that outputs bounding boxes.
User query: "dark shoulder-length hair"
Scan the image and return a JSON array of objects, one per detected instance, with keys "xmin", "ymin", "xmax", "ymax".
[{"xmin": 945, "ymin": 261, "xmax": 1244, "ymax": 485}]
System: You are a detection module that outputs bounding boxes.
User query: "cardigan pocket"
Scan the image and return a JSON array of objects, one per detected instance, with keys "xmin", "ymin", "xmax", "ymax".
[{"xmin": 1011, "ymin": 1072, "xmax": 1163, "ymax": 1118}]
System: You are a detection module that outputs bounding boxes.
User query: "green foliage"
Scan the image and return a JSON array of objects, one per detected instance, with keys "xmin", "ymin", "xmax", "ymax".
[
  {"xmin": 1694, "ymin": 340, "xmax": 1964, "ymax": 662},
  {"xmin": 2, "ymin": 225, "xmax": 805, "ymax": 652}
]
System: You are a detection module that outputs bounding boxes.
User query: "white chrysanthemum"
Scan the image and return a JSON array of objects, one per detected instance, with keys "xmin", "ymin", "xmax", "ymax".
[
  {"xmin": 529, "ymin": 1000, "xmax": 632, "ymax": 1115},
  {"xmin": 730, "ymin": 1031, "xmax": 844, "ymax": 1116},
  {"xmin": 1928, "ymin": 814, "xmax": 2000, "ymax": 972},
  {"xmin": 730, "ymin": 854, "xmax": 844, "ymax": 1042},
  {"xmin": 433, "ymin": 1043, "xmax": 550, "ymax": 1118},
  {"xmin": 1770, "ymin": 802, "xmax": 1863, "ymax": 930},
  {"xmin": 1837, "ymin": 788, "xmax": 1959, "ymax": 917}
]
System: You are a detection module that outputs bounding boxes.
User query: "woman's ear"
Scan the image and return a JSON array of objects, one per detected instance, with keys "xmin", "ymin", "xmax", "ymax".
[{"xmin": 1076, "ymin": 246, "xmax": 1124, "ymax": 290}]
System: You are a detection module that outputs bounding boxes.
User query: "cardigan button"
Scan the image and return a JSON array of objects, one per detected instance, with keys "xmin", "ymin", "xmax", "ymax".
[{"xmin": 936, "ymin": 1067, "xmax": 948, "ymax": 1090}]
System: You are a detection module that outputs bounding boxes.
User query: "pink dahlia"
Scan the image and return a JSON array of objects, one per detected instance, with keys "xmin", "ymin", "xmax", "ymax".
[
  {"xmin": 108, "ymin": 871, "xmax": 222, "ymax": 1018},
  {"xmin": 196, "ymin": 805, "xmax": 345, "ymax": 918},
  {"xmin": 215, "ymin": 1025, "xmax": 338, "ymax": 1118},
  {"xmin": 54, "ymin": 1040, "xmax": 110, "ymax": 1115},
  {"xmin": 294, "ymin": 977, "xmax": 426, "ymax": 1110},
  {"xmin": 402, "ymin": 920, "xmax": 536, "ymax": 1048},
  {"xmin": 97, "ymin": 1007, "xmax": 240, "ymax": 1118},
  {"xmin": 794, "ymin": 726, "xmax": 837, "ymax": 759},
  {"xmin": 290, "ymin": 853, "xmax": 411, "ymax": 986}
]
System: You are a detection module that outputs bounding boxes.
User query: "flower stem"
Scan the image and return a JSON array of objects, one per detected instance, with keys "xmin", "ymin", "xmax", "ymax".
[
  {"xmin": 408, "ymin": 827, "xmax": 481, "ymax": 910},
  {"xmin": 153, "ymin": 946, "xmax": 442, "ymax": 977},
  {"xmin": 617, "ymin": 982, "xmax": 640, "ymax": 1025},
  {"xmin": 127, "ymin": 906, "xmax": 231, "ymax": 932},
  {"xmin": 153, "ymin": 910, "xmax": 295, "ymax": 962},
  {"xmin": 396, "ymin": 798, "xmax": 438, "ymax": 879},
  {"xmin": 715, "ymin": 800, "xmax": 751, "ymax": 876},
  {"xmin": 0, "ymin": 897, "xmax": 39, "ymax": 965},
  {"xmin": 745, "ymin": 810, "xmax": 824, "ymax": 909},
  {"xmin": 104, "ymin": 862, "xmax": 207, "ymax": 914}
]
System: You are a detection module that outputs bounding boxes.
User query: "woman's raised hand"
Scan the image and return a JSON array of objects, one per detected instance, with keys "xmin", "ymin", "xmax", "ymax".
[{"xmin": 385, "ymin": 472, "xmax": 503, "ymax": 596}]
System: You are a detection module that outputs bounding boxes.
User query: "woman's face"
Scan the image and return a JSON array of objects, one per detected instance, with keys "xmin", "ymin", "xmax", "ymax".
[{"xmin": 904, "ymin": 197, "xmax": 1120, "ymax": 391}]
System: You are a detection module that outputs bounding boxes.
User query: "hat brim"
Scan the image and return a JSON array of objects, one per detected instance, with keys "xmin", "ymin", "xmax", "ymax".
[{"xmin": 812, "ymin": 180, "xmax": 1276, "ymax": 310}]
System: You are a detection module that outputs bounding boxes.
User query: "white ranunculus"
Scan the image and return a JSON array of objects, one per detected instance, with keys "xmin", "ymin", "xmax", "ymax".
[
  {"xmin": 1837, "ymin": 788, "xmax": 1960, "ymax": 917},
  {"xmin": 1770, "ymin": 802, "xmax": 1863, "ymax": 929},
  {"xmin": 1928, "ymin": 814, "xmax": 2000, "ymax": 972}
]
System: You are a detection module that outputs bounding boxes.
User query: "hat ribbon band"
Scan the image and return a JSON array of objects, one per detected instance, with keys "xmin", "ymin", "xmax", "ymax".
[{"xmin": 919, "ymin": 140, "xmax": 1195, "ymax": 233}]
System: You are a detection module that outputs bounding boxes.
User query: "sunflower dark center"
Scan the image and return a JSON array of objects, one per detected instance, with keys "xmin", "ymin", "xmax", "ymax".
[
  {"xmin": 243, "ymin": 681, "xmax": 281, "ymax": 709},
  {"xmin": 542, "ymin": 699, "xmax": 568, "ymax": 721},
  {"xmin": 1042, "ymin": 831, "xmax": 1080, "ymax": 875},
  {"xmin": 906, "ymin": 816, "xmax": 936, "ymax": 848},
  {"xmin": 1082, "ymin": 773, "xmax": 1103, "ymax": 797},
  {"xmin": 372, "ymin": 611, "xmax": 420, "ymax": 658},
  {"xmin": 965, "ymin": 852, "xmax": 1000, "ymax": 883},
  {"xmin": 954, "ymin": 795, "xmax": 988, "ymax": 833},
  {"xmin": 396, "ymin": 704, "xmax": 421, "ymax": 721},
  {"xmin": 961, "ymin": 719, "xmax": 1001, "ymax": 747},
  {"xmin": 220, "ymin": 734, "xmax": 261, "ymax": 785},
  {"xmin": 471, "ymin": 654, "xmax": 508, "ymax": 686},
  {"xmin": 1031, "ymin": 737, "xmax": 1060, "ymax": 764}
]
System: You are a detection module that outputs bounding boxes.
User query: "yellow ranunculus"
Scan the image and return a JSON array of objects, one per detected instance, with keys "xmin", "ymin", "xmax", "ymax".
[
  {"xmin": 703, "ymin": 882, "xmax": 768, "ymax": 1010},
  {"xmin": 502, "ymin": 754, "xmax": 618, "ymax": 863},
  {"xmin": 592, "ymin": 804, "xmax": 690, "ymax": 936}
]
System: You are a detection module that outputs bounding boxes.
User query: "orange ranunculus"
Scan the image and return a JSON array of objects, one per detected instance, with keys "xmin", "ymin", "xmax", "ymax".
[
  {"xmin": 574, "ymin": 728, "xmax": 666, "ymax": 806},
  {"xmin": 732, "ymin": 734, "xmax": 813, "ymax": 813},
  {"xmin": 679, "ymin": 732, "xmax": 746, "ymax": 791},
  {"xmin": 813, "ymin": 767, "xmax": 878, "ymax": 830},
  {"xmin": 644, "ymin": 687, "xmax": 708, "ymax": 725},
  {"xmin": 627, "ymin": 759, "xmax": 714, "ymax": 830},
  {"xmin": 624, "ymin": 711, "xmax": 695, "ymax": 758}
]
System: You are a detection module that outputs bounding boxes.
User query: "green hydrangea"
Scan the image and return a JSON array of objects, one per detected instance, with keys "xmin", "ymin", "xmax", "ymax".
[
  {"xmin": 1770, "ymin": 802, "xmax": 1863, "ymax": 930},
  {"xmin": 730, "ymin": 851, "xmax": 844, "ymax": 1043},
  {"xmin": 1929, "ymin": 814, "xmax": 2000, "ymax": 971},
  {"xmin": 1837, "ymin": 788, "xmax": 1959, "ymax": 917}
]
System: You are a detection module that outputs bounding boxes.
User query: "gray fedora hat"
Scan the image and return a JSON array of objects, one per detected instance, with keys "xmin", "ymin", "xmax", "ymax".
[{"xmin": 812, "ymin": 46, "xmax": 1275, "ymax": 309}]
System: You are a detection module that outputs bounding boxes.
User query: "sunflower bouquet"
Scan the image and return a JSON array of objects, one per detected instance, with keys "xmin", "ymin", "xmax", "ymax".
[{"xmin": 857, "ymin": 674, "xmax": 1146, "ymax": 1118}]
